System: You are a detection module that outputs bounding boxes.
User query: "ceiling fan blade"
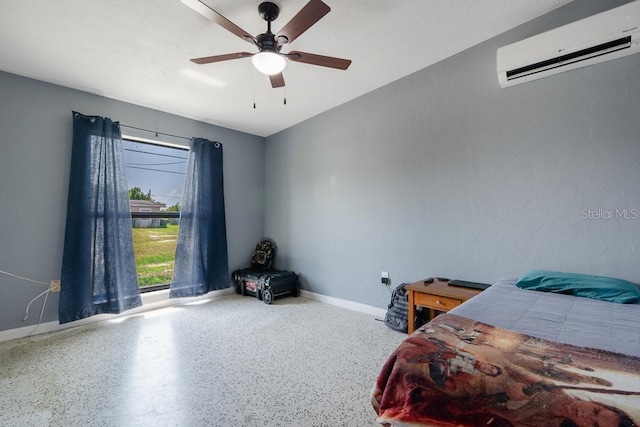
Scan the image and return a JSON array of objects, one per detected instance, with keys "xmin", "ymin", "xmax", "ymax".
[
  {"xmin": 191, "ymin": 52, "xmax": 254, "ymax": 65},
  {"xmin": 270, "ymin": 73, "xmax": 285, "ymax": 88},
  {"xmin": 181, "ymin": 0, "xmax": 256, "ymax": 45},
  {"xmin": 275, "ymin": 0, "xmax": 330, "ymax": 45},
  {"xmin": 287, "ymin": 51, "xmax": 352, "ymax": 70}
]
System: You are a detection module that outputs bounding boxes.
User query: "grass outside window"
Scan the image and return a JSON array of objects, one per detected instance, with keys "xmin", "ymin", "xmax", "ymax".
[{"xmin": 132, "ymin": 223, "xmax": 179, "ymax": 288}]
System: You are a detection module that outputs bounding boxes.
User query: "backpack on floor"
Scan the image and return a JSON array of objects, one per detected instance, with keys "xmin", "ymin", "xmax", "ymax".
[
  {"xmin": 250, "ymin": 239, "xmax": 276, "ymax": 270},
  {"xmin": 384, "ymin": 283, "xmax": 410, "ymax": 333}
]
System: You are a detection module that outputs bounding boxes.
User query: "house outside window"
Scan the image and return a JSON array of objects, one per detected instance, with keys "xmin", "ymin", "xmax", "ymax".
[{"xmin": 130, "ymin": 201, "xmax": 166, "ymax": 228}]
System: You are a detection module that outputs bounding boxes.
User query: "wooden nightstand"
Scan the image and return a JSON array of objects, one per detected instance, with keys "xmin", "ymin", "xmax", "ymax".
[{"xmin": 405, "ymin": 278, "xmax": 483, "ymax": 334}]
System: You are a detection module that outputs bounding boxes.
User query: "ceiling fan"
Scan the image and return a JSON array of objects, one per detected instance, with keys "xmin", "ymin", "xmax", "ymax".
[{"xmin": 181, "ymin": 0, "xmax": 352, "ymax": 89}]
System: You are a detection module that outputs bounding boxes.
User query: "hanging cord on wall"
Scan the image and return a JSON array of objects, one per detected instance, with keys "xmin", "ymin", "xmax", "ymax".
[
  {"xmin": 23, "ymin": 288, "xmax": 51, "ymax": 322},
  {"xmin": 1, "ymin": 269, "xmax": 53, "ymax": 335},
  {"xmin": 23, "ymin": 288, "xmax": 51, "ymax": 336},
  {"xmin": 0, "ymin": 269, "xmax": 49, "ymax": 286}
]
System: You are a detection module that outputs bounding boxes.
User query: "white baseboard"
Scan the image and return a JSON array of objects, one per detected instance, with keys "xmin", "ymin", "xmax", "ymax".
[
  {"xmin": 1, "ymin": 288, "xmax": 385, "ymax": 343},
  {"xmin": 300, "ymin": 290, "xmax": 387, "ymax": 318},
  {"xmin": 0, "ymin": 287, "xmax": 235, "ymax": 343}
]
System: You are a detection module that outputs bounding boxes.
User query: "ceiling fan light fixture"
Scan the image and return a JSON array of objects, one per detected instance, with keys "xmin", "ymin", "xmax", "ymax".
[{"xmin": 252, "ymin": 51, "xmax": 286, "ymax": 75}]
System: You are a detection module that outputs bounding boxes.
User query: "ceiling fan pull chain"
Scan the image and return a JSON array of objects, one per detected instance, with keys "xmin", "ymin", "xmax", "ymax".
[
  {"xmin": 253, "ymin": 66, "xmax": 257, "ymax": 109},
  {"xmin": 284, "ymin": 85, "xmax": 287, "ymax": 105}
]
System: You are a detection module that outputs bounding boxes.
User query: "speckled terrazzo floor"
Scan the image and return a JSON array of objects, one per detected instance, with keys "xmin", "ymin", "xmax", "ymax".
[{"xmin": 0, "ymin": 294, "xmax": 405, "ymax": 427}]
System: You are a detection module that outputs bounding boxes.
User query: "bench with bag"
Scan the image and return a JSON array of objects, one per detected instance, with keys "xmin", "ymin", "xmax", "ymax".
[{"xmin": 231, "ymin": 239, "xmax": 300, "ymax": 304}]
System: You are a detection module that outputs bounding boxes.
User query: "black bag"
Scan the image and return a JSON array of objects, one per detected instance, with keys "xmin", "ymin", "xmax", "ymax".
[
  {"xmin": 384, "ymin": 283, "xmax": 410, "ymax": 332},
  {"xmin": 250, "ymin": 239, "xmax": 276, "ymax": 270}
]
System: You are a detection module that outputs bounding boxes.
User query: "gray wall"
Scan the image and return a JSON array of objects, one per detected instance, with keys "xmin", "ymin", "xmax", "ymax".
[
  {"xmin": 0, "ymin": 71, "xmax": 265, "ymax": 332},
  {"xmin": 264, "ymin": 0, "xmax": 640, "ymax": 309}
]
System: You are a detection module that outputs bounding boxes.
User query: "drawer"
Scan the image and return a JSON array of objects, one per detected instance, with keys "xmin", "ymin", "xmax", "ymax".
[{"xmin": 414, "ymin": 292, "xmax": 462, "ymax": 311}]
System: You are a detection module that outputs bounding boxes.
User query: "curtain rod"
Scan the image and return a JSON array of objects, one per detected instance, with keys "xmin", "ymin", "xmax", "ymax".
[
  {"xmin": 73, "ymin": 113, "xmax": 192, "ymax": 142},
  {"xmin": 119, "ymin": 124, "xmax": 192, "ymax": 141}
]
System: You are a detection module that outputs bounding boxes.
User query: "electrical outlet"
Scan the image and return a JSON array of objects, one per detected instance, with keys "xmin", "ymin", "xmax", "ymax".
[
  {"xmin": 50, "ymin": 280, "xmax": 61, "ymax": 292},
  {"xmin": 381, "ymin": 271, "xmax": 390, "ymax": 285}
]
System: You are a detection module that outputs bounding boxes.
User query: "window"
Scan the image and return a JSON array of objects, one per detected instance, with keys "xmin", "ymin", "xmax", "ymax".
[{"xmin": 123, "ymin": 138, "xmax": 188, "ymax": 291}]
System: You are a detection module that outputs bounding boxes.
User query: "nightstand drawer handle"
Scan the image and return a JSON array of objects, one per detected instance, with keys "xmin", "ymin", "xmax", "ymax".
[{"xmin": 436, "ymin": 300, "xmax": 442, "ymax": 305}]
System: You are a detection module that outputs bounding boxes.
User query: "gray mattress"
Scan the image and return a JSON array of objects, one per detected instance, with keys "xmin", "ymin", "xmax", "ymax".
[{"xmin": 450, "ymin": 278, "xmax": 640, "ymax": 357}]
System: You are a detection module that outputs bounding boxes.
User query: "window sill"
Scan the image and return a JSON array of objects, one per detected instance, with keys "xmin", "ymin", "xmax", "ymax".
[{"xmin": 141, "ymin": 288, "xmax": 171, "ymax": 305}]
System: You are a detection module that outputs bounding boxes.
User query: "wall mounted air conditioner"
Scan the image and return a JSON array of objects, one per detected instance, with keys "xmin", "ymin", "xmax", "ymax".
[{"xmin": 497, "ymin": 0, "xmax": 640, "ymax": 88}]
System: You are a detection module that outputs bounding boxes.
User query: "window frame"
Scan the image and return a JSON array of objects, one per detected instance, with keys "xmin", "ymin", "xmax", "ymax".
[{"xmin": 123, "ymin": 135, "xmax": 189, "ymax": 293}]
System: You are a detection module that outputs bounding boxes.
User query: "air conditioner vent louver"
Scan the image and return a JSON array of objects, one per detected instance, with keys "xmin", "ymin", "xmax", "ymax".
[
  {"xmin": 506, "ymin": 36, "xmax": 632, "ymax": 81},
  {"xmin": 497, "ymin": 1, "xmax": 640, "ymax": 88}
]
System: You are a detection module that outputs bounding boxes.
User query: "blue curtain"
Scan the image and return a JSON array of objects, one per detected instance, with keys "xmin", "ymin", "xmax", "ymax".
[
  {"xmin": 170, "ymin": 138, "xmax": 229, "ymax": 298},
  {"xmin": 59, "ymin": 112, "xmax": 141, "ymax": 324}
]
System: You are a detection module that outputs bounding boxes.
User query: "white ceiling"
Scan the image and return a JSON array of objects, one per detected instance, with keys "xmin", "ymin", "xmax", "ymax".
[{"xmin": 0, "ymin": 0, "xmax": 574, "ymax": 137}]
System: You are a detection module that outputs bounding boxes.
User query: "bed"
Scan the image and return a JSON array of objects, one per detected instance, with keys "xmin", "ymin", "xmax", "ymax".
[{"xmin": 372, "ymin": 277, "xmax": 640, "ymax": 426}]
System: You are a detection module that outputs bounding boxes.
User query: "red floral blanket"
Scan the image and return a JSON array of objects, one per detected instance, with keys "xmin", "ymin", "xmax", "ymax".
[{"xmin": 372, "ymin": 313, "xmax": 640, "ymax": 426}]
